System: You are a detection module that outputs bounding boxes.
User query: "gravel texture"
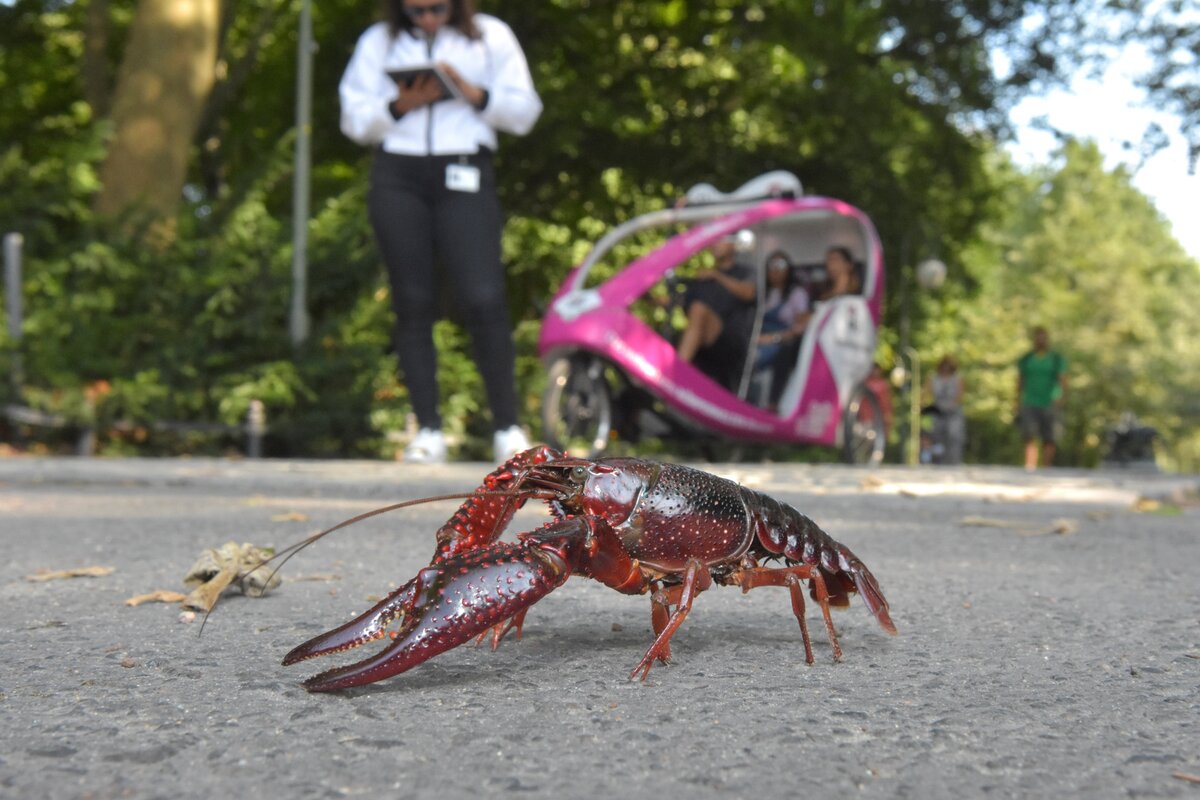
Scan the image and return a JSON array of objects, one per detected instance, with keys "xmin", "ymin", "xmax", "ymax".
[{"xmin": 0, "ymin": 457, "xmax": 1197, "ymax": 799}]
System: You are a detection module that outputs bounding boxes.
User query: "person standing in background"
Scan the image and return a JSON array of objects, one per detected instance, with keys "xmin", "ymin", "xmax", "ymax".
[
  {"xmin": 927, "ymin": 355, "xmax": 965, "ymax": 464},
  {"xmin": 339, "ymin": 0, "xmax": 542, "ymax": 463},
  {"xmin": 1016, "ymin": 326, "xmax": 1068, "ymax": 470}
]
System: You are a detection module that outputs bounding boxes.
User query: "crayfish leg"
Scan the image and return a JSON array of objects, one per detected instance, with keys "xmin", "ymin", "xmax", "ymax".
[
  {"xmin": 729, "ymin": 565, "xmax": 842, "ymax": 663},
  {"xmin": 630, "ymin": 560, "xmax": 712, "ymax": 681},
  {"xmin": 648, "ymin": 583, "xmax": 686, "ymax": 665},
  {"xmin": 473, "ymin": 609, "xmax": 528, "ymax": 651}
]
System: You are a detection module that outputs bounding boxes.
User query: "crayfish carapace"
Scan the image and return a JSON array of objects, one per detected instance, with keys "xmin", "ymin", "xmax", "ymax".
[{"xmin": 279, "ymin": 446, "xmax": 897, "ymax": 691}]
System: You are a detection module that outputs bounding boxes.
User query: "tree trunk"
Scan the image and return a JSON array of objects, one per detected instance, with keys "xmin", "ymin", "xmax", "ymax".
[
  {"xmin": 84, "ymin": 0, "xmax": 112, "ymax": 117},
  {"xmin": 94, "ymin": 0, "xmax": 220, "ymax": 230}
]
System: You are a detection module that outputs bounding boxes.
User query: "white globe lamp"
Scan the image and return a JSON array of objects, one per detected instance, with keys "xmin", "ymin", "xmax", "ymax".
[{"xmin": 916, "ymin": 258, "xmax": 946, "ymax": 289}]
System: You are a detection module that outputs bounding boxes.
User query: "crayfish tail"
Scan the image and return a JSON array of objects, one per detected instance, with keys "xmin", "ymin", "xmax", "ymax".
[
  {"xmin": 847, "ymin": 560, "xmax": 897, "ymax": 635},
  {"xmin": 746, "ymin": 488, "xmax": 898, "ymax": 637}
]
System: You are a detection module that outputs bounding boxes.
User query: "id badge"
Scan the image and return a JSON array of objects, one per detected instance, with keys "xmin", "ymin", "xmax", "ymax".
[{"xmin": 445, "ymin": 163, "xmax": 481, "ymax": 193}]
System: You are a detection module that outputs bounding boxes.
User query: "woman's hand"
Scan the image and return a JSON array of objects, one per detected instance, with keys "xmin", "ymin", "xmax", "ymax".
[
  {"xmin": 391, "ymin": 73, "xmax": 445, "ymax": 114},
  {"xmin": 439, "ymin": 63, "xmax": 487, "ymax": 109}
]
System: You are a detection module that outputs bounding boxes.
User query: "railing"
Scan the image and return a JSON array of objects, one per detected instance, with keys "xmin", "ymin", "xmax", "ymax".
[
  {"xmin": 3, "ymin": 231, "xmax": 267, "ymax": 458},
  {"xmin": 1, "ymin": 400, "xmax": 267, "ymax": 457}
]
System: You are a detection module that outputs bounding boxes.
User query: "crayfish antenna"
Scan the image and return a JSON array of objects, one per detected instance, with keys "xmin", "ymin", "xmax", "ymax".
[
  {"xmin": 254, "ymin": 492, "xmax": 489, "ymax": 589},
  {"xmin": 198, "ymin": 492, "xmax": 504, "ymax": 633}
]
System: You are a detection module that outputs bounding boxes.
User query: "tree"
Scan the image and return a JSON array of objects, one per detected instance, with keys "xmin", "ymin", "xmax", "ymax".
[
  {"xmin": 1128, "ymin": 1, "xmax": 1199, "ymax": 172},
  {"xmin": 93, "ymin": 0, "xmax": 220, "ymax": 229},
  {"xmin": 932, "ymin": 141, "xmax": 1200, "ymax": 469},
  {"xmin": 1004, "ymin": 0, "xmax": 1200, "ymax": 173},
  {"xmin": 4, "ymin": 0, "xmax": 1198, "ymax": 461}
]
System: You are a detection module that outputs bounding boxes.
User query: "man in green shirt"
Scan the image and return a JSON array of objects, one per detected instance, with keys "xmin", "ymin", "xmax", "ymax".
[{"xmin": 1016, "ymin": 326, "xmax": 1068, "ymax": 470}]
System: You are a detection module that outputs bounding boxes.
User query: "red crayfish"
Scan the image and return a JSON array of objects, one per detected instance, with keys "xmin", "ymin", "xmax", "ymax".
[{"xmin": 279, "ymin": 446, "xmax": 897, "ymax": 692}]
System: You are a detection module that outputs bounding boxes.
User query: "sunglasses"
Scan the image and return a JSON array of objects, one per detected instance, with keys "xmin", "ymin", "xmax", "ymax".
[{"xmin": 404, "ymin": 2, "xmax": 449, "ymax": 18}]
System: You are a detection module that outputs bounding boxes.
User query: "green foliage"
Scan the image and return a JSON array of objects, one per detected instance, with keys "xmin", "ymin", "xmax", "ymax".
[
  {"xmin": 921, "ymin": 141, "xmax": 1200, "ymax": 470},
  {"xmin": 1, "ymin": 0, "xmax": 1197, "ymax": 470}
]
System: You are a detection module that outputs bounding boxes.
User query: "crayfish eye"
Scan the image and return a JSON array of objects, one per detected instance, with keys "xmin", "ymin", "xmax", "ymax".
[{"xmin": 570, "ymin": 466, "xmax": 588, "ymax": 483}]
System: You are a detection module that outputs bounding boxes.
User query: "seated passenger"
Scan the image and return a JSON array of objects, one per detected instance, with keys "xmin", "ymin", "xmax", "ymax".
[
  {"xmin": 676, "ymin": 236, "xmax": 757, "ymax": 389},
  {"xmin": 755, "ymin": 250, "xmax": 810, "ymax": 371},
  {"xmin": 769, "ymin": 246, "xmax": 861, "ymax": 403}
]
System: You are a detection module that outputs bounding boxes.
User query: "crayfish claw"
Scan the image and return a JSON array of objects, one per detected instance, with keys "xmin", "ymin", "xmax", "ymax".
[
  {"xmin": 432, "ymin": 446, "xmax": 562, "ymax": 563},
  {"xmin": 292, "ymin": 541, "xmax": 571, "ymax": 692},
  {"xmin": 282, "ymin": 578, "xmax": 419, "ymax": 666}
]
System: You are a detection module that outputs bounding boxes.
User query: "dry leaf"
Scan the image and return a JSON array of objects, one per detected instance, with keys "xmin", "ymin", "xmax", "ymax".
[
  {"xmin": 1049, "ymin": 518, "xmax": 1078, "ymax": 535},
  {"xmin": 959, "ymin": 515, "xmax": 1078, "ymax": 537},
  {"xmin": 859, "ymin": 475, "xmax": 884, "ymax": 490},
  {"xmin": 125, "ymin": 590, "xmax": 187, "ymax": 607},
  {"xmin": 183, "ymin": 561, "xmax": 239, "ymax": 612},
  {"xmin": 270, "ymin": 511, "xmax": 310, "ymax": 522},
  {"xmin": 25, "ymin": 566, "xmax": 115, "ymax": 582},
  {"xmin": 1133, "ymin": 497, "xmax": 1160, "ymax": 512},
  {"xmin": 181, "ymin": 541, "xmax": 281, "ymax": 612},
  {"xmin": 960, "ymin": 516, "xmax": 1029, "ymax": 530}
]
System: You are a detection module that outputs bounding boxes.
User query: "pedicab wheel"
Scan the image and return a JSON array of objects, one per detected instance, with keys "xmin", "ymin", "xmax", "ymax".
[
  {"xmin": 842, "ymin": 383, "xmax": 886, "ymax": 465},
  {"xmin": 542, "ymin": 356, "xmax": 613, "ymax": 457}
]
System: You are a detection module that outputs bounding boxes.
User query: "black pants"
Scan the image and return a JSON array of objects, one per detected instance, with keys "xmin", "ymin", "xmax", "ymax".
[{"xmin": 367, "ymin": 150, "xmax": 517, "ymax": 431}]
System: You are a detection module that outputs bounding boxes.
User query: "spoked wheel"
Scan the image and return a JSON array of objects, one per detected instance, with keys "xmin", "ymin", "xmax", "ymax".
[
  {"xmin": 842, "ymin": 383, "xmax": 886, "ymax": 465},
  {"xmin": 541, "ymin": 356, "xmax": 613, "ymax": 457}
]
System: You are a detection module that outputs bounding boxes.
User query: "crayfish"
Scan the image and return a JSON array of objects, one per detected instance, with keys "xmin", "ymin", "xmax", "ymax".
[{"xmin": 277, "ymin": 447, "xmax": 897, "ymax": 691}]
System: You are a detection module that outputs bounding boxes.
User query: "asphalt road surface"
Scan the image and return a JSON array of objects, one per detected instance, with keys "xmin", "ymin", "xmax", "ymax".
[{"xmin": 1, "ymin": 456, "xmax": 1197, "ymax": 799}]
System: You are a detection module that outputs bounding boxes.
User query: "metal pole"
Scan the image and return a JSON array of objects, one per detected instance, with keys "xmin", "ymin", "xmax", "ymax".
[
  {"xmin": 4, "ymin": 232, "xmax": 24, "ymax": 389},
  {"xmin": 289, "ymin": 0, "xmax": 314, "ymax": 346},
  {"xmin": 904, "ymin": 346, "xmax": 921, "ymax": 466},
  {"xmin": 245, "ymin": 399, "xmax": 266, "ymax": 458}
]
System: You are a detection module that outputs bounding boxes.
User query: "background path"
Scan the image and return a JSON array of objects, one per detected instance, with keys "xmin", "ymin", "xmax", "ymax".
[{"xmin": 1, "ymin": 457, "xmax": 1197, "ymax": 799}]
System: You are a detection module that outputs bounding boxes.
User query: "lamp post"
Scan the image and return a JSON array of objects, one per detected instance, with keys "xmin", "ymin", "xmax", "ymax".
[
  {"xmin": 896, "ymin": 239, "xmax": 946, "ymax": 464},
  {"xmin": 4, "ymin": 232, "xmax": 23, "ymax": 391},
  {"xmin": 902, "ymin": 346, "xmax": 921, "ymax": 465},
  {"xmin": 289, "ymin": 0, "xmax": 314, "ymax": 346}
]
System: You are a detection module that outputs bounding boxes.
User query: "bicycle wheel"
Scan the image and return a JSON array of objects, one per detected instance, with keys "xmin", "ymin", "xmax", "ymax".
[
  {"xmin": 541, "ymin": 356, "xmax": 613, "ymax": 457},
  {"xmin": 842, "ymin": 383, "xmax": 886, "ymax": 465}
]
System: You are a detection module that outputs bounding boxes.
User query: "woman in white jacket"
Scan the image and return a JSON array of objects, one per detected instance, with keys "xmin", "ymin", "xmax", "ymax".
[{"xmin": 340, "ymin": 0, "xmax": 542, "ymax": 463}]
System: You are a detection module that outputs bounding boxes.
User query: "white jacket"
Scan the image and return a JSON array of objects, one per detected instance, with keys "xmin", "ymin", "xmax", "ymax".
[{"xmin": 339, "ymin": 14, "xmax": 542, "ymax": 156}]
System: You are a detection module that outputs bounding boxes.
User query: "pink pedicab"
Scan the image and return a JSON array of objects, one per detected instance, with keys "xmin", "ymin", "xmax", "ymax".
[{"xmin": 538, "ymin": 171, "xmax": 886, "ymax": 463}]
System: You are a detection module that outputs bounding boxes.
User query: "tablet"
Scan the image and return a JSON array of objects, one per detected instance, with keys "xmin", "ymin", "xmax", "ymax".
[{"xmin": 386, "ymin": 63, "xmax": 463, "ymax": 101}]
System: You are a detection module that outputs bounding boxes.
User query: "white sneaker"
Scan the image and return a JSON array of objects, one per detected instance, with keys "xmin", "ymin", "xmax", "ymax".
[
  {"xmin": 404, "ymin": 427, "xmax": 447, "ymax": 464},
  {"xmin": 493, "ymin": 425, "xmax": 531, "ymax": 463}
]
